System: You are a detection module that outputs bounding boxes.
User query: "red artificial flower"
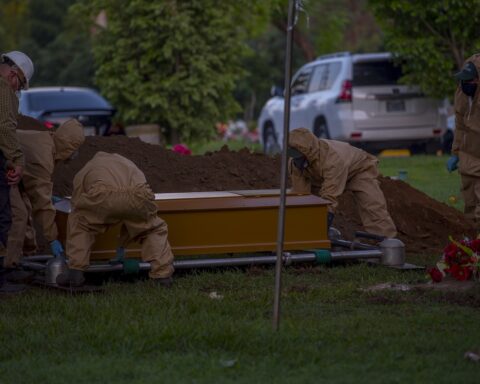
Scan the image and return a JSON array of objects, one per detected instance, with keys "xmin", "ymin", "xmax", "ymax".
[
  {"xmin": 444, "ymin": 243, "xmax": 458, "ymax": 258},
  {"xmin": 469, "ymin": 239, "xmax": 480, "ymax": 253},
  {"xmin": 428, "ymin": 267, "xmax": 443, "ymax": 283},
  {"xmin": 447, "ymin": 264, "xmax": 472, "ymax": 281}
]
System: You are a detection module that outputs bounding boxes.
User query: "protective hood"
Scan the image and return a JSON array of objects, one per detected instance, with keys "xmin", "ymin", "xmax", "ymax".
[
  {"xmin": 288, "ymin": 128, "xmax": 321, "ymax": 163},
  {"xmin": 455, "ymin": 54, "xmax": 480, "ymax": 102},
  {"xmin": 461, "ymin": 54, "xmax": 480, "ymax": 81},
  {"xmin": 53, "ymin": 119, "xmax": 85, "ymax": 161}
]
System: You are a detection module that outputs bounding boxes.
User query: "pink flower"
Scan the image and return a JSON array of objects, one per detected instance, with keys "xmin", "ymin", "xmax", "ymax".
[{"xmin": 172, "ymin": 144, "xmax": 192, "ymax": 155}]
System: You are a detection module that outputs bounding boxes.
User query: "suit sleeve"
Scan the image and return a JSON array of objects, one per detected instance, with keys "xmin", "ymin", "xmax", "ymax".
[
  {"xmin": 318, "ymin": 155, "xmax": 349, "ymax": 213},
  {"xmin": 0, "ymin": 85, "xmax": 24, "ymax": 167},
  {"xmin": 23, "ymin": 153, "xmax": 57, "ymax": 242},
  {"xmin": 452, "ymin": 109, "xmax": 465, "ymax": 156},
  {"xmin": 288, "ymin": 158, "xmax": 311, "ymax": 194}
]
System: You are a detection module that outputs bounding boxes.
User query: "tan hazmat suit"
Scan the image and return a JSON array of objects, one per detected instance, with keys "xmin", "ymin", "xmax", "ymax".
[
  {"xmin": 288, "ymin": 128, "xmax": 397, "ymax": 238},
  {"xmin": 66, "ymin": 152, "xmax": 174, "ymax": 279},
  {"xmin": 452, "ymin": 54, "xmax": 480, "ymax": 228},
  {"xmin": 4, "ymin": 119, "xmax": 85, "ymax": 268}
]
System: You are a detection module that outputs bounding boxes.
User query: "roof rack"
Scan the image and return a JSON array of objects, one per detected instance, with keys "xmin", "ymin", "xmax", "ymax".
[{"xmin": 316, "ymin": 51, "xmax": 351, "ymax": 60}]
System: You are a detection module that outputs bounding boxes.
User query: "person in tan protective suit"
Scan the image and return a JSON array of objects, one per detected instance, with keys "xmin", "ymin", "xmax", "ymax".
[
  {"xmin": 57, "ymin": 152, "xmax": 174, "ymax": 287},
  {"xmin": 288, "ymin": 128, "xmax": 397, "ymax": 238},
  {"xmin": 447, "ymin": 54, "xmax": 480, "ymax": 230},
  {"xmin": 4, "ymin": 119, "xmax": 85, "ymax": 278}
]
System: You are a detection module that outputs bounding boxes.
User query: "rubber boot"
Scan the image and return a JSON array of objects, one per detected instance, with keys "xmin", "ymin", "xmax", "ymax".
[
  {"xmin": 0, "ymin": 268, "xmax": 26, "ymax": 293},
  {"xmin": 152, "ymin": 276, "xmax": 173, "ymax": 288},
  {"xmin": 56, "ymin": 269, "xmax": 85, "ymax": 287},
  {"xmin": 5, "ymin": 268, "xmax": 34, "ymax": 283}
]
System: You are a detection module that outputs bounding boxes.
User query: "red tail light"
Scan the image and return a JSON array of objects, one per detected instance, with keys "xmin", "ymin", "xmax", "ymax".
[
  {"xmin": 43, "ymin": 121, "xmax": 55, "ymax": 129},
  {"xmin": 433, "ymin": 129, "xmax": 441, "ymax": 135},
  {"xmin": 350, "ymin": 132, "xmax": 362, "ymax": 139},
  {"xmin": 337, "ymin": 80, "xmax": 352, "ymax": 103}
]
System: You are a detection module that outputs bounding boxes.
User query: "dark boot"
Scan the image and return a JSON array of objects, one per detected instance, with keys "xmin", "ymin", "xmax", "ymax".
[
  {"xmin": 152, "ymin": 276, "xmax": 173, "ymax": 288},
  {"xmin": 5, "ymin": 269, "xmax": 34, "ymax": 283},
  {"xmin": 0, "ymin": 268, "xmax": 26, "ymax": 293},
  {"xmin": 56, "ymin": 269, "xmax": 85, "ymax": 287}
]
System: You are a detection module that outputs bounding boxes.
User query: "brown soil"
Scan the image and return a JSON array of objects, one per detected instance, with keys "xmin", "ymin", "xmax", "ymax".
[{"xmin": 53, "ymin": 135, "xmax": 476, "ymax": 257}]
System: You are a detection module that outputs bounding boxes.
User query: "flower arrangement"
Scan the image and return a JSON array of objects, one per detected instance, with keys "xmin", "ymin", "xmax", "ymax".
[{"xmin": 428, "ymin": 237, "xmax": 480, "ymax": 283}]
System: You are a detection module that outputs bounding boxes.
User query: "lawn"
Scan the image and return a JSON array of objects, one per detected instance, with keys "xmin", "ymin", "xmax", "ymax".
[{"xmin": 2, "ymin": 152, "xmax": 479, "ymax": 384}]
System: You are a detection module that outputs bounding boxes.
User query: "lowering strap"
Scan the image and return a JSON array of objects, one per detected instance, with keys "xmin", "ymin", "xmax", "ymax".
[{"xmin": 110, "ymin": 247, "xmax": 140, "ymax": 275}]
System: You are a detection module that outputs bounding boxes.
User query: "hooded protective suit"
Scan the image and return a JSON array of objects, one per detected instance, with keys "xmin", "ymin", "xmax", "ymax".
[
  {"xmin": 452, "ymin": 53, "xmax": 480, "ymax": 227},
  {"xmin": 4, "ymin": 119, "xmax": 84, "ymax": 268},
  {"xmin": 66, "ymin": 152, "xmax": 174, "ymax": 279},
  {"xmin": 288, "ymin": 128, "xmax": 397, "ymax": 238}
]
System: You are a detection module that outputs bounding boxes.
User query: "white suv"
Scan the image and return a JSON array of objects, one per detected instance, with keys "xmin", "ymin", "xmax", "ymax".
[{"xmin": 258, "ymin": 52, "xmax": 446, "ymax": 153}]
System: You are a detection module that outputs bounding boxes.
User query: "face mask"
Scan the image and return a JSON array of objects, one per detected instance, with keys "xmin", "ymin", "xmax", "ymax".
[
  {"xmin": 461, "ymin": 81, "xmax": 477, "ymax": 97},
  {"xmin": 293, "ymin": 156, "xmax": 309, "ymax": 171}
]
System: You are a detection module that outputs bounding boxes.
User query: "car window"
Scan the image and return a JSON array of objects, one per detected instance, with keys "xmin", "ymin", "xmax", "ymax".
[
  {"xmin": 27, "ymin": 91, "xmax": 112, "ymax": 112},
  {"xmin": 309, "ymin": 62, "xmax": 342, "ymax": 92},
  {"xmin": 291, "ymin": 67, "xmax": 313, "ymax": 96},
  {"xmin": 353, "ymin": 60, "xmax": 403, "ymax": 86}
]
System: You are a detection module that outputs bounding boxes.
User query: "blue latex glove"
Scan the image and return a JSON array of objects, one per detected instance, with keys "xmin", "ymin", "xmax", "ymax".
[
  {"xmin": 327, "ymin": 212, "xmax": 334, "ymax": 229},
  {"xmin": 116, "ymin": 247, "xmax": 125, "ymax": 261},
  {"xmin": 446, "ymin": 155, "xmax": 459, "ymax": 172},
  {"xmin": 50, "ymin": 240, "xmax": 64, "ymax": 257},
  {"xmin": 51, "ymin": 196, "xmax": 62, "ymax": 204}
]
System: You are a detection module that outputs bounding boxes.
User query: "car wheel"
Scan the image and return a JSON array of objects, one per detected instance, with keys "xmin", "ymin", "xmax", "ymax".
[
  {"xmin": 313, "ymin": 117, "xmax": 330, "ymax": 139},
  {"xmin": 263, "ymin": 124, "xmax": 281, "ymax": 155}
]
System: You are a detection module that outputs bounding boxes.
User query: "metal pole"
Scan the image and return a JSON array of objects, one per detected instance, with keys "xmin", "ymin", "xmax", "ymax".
[{"xmin": 273, "ymin": 0, "xmax": 297, "ymax": 331}]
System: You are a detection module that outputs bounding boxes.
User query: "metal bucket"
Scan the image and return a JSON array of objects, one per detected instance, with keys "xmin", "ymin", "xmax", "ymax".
[
  {"xmin": 379, "ymin": 238, "xmax": 405, "ymax": 266},
  {"xmin": 45, "ymin": 254, "xmax": 68, "ymax": 286}
]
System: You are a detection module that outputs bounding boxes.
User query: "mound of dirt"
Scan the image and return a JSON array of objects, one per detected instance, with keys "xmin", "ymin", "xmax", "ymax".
[
  {"xmin": 53, "ymin": 135, "xmax": 476, "ymax": 256},
  {"xmin": 53, "ymin": 136, "xmax": 282, "ymax": 196}
]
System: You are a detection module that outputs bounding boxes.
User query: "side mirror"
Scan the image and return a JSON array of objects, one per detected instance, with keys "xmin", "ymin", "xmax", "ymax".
[{"xmin": 270, "ymin": 85, "xmax": 284, "ymax": 98}]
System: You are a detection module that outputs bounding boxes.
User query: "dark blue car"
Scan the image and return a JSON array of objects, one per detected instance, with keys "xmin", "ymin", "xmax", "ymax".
[{"xmin": 19, "ymin": 87, "xmax": 116, "ymax": 136}]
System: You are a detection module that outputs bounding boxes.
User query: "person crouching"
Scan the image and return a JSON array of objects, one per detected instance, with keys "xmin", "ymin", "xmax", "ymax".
[{"xmin": 57, "ymin": 152, "xmax": 174, "ymax": 287}]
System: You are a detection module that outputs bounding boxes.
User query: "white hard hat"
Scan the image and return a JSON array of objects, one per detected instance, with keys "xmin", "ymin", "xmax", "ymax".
[{"xmin": 1, "ymin": 51, "xmax": 34, "ymax": 89}]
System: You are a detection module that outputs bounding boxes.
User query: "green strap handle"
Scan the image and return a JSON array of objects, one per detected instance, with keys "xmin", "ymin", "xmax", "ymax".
[
  {"xmin": 311, "ymin": 249, "xmax": 331, "ymax": 265},
  {"xmin": 111, "ymin": 247, "xmax": 140, "ymax": 275}
]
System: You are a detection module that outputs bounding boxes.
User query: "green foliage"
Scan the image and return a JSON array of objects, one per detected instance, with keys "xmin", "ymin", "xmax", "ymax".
[
  {"xmin": 0, "ymin": 0, "xmax": 94, "ymax": 87},
  {"xmin": 236, "ymin": 0, "xmax": 383, "ymax": 122},
  {"xmin": 74, "ymin": 0, "xmax": 273, "ymax": 142},
  {"xmin": 0, "ymin": 0, "xmax": 29, "ymax": 51},
  {"xmin": 369, "ymin": 0, "xmax": 480, "ymax": 98}
]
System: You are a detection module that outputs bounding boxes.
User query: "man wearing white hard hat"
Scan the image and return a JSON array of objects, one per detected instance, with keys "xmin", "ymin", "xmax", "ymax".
[{"xmin": 0, "ymin": 50, "xmax": 34, "ymax": 292}]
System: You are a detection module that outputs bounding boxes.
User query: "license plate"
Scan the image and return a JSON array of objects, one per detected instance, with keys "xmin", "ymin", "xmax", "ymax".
[{"xmin": 386, "ymin": 100, "xmax": 405, "ymax": 112}]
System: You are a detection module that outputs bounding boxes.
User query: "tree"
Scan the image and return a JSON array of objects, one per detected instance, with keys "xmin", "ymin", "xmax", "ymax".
[
  {"xmin": 0, "ymin": 0, "xmax": 94, "ymax": 88},
  {"xmin": 369, "ymin": 0, "xmax": 480, "ymax": 98},
  {"xmin": 236, "ymin": 0, "xmax": 382, "ymax": 123},
  {"xmin": 73, "ymin": 0, "xmax": 273, "ymax": 143}
]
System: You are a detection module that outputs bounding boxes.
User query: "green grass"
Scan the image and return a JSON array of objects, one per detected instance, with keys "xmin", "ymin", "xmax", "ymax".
[{"xmin": 2, "ymin": 154, "xmax": 478, "ymax": 384}]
